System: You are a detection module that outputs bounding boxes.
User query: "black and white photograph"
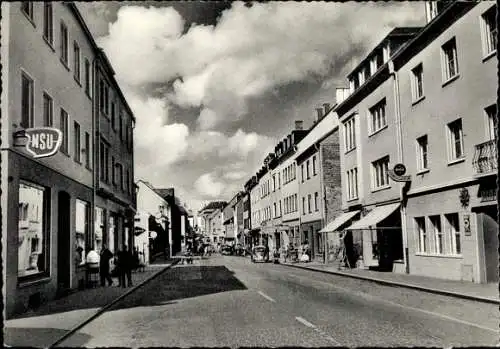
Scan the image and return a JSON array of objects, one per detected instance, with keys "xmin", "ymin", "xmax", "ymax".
[{"xmin": 1, "ymin": 1, "xmax": 498, "ymax": 347}]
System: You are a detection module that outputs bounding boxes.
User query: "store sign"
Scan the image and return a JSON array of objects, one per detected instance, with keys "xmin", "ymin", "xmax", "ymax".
[
  {"xmin": 24, "ymin": 128, "xmax": 63, "ymax": 158},
  {"xmin": 463, "ymin": 214, "xmax": 471, "ymax": 236},
  {"xmin": 388, "ymin": 169, "xmax": 411, "ymax": 182},
  {"xmin": 393, "ymin": 163, "xmax": 407, "ymax": 176}
]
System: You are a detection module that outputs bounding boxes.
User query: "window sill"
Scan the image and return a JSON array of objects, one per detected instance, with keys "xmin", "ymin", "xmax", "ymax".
[
  {"xmin": 346, "ymin": 197, "xmax": 359, "ymax": 202},
  {"xmin": 60, "ymin": 58, "xmax": 70, "ymax": 72},
  {"xmin": 85, "ymin": 91, "xmax": 92, "ymax": 100},
  {"xmin": 18, "ymin": 276, "xmax": 51, "ymax": 288},
  {"xmin": 411, "ymin": 95, "xmax": 425, "ymax": 106},
  {"xmin": 74, "ymin": 76, "xmax": 82, "ymax": 87},
  {"xmin": 416, "ymin": 168, "xmax": 430, "ymax": 175},
  {"xmin": 345, "ymin": 147, "xmax": 356, "ymax": 155},
  {"xmin": 43, "ymin": 36, "xmax": 55, "ymax": 52},
  {"xmin": 74, "ymin": 158, "xmax": 82, "ymax": 165},
  {"xmin": 371, "ymin": 185, "xmax": 391, "ymax": 193},
  {"xmin": 368, "ymin": 124, "xmax": 388, "ymax": 137},
  {"xmin": 482, "ymin": 50, "xmax": 496, "ymax": 62},
  {"xmin": 415, "ymin": 253, "xmax": 463, "ymax": 259},
  {"xmin": 442, "ymin": 74, "xmax": 460, "ymax": 88},
  {"xmin": 447, "ymin": 157, "xmax": 466, "ymax": 166}
]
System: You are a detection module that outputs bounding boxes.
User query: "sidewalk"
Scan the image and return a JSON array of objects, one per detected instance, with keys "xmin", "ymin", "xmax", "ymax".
[
  {"xmin": 282, "ymin": 261, "xmax": 499, "ymax": 304},
  {"xmin": 5, "ymin": 263, "xmax": 174, "ymax": 348}
]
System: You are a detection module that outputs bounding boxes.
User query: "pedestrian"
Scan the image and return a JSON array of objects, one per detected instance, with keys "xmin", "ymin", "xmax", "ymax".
[
  {"xmin": 99, "ymin": 244, "xmax": 114, "ymax": 287},
  {"xmin": 116, "ymin": 247, "xmax": 126, "ymax": 288},
  {"xmin": 124, "ymin": 246, "xmax": 134, "ymax": 287}
]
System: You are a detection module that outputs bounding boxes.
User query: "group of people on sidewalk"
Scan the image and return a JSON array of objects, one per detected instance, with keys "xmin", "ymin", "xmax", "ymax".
[{"xmin": 96, "ymin": 245, "xmax": 143, "ymax": 288}]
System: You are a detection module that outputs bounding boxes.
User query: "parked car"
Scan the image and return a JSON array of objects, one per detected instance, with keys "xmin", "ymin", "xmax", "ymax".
[
  {"xmin": 234, "ymin": 244, "xmax": 245, "ymax": 256},
  {"xmin": 221, "ymin": 245, "xmax": 233, "ymax": 256},
  {"xmin": 251, "ymin": 245, "xmax": 269, "ymax": 263}
]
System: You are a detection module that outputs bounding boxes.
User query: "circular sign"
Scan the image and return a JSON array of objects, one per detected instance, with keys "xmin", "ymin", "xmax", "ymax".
[
  {"xmin": 149, "ymin": 231, "xmax": 157, "ymax": 239},
  {"xmin": 393, "ymin": 163, "xmax": 407, "ymax": 176}
]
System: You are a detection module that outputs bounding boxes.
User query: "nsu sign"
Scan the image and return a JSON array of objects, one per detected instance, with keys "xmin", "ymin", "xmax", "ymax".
[{"xmin": 14, "ymin": 127, "xmax": 63, "ymax": 159}]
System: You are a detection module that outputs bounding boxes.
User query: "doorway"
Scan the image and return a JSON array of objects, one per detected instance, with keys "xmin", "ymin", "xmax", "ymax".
[
  {"xmin": 481, "ymin": 206, "xmax": 498, "ymax": 283},
  {"xmin": 57, "ymin": 191, "xmax": 71, "ymax": 292}
]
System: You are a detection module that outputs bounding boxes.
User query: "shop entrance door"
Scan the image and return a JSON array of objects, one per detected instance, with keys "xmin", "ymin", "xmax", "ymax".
[
  {"xmin": 481, "ymin": 206, "xmax": 498, "ymax": 282},
  {"xmin": 57, "ymin": 191, "xmax": 71, "ymax": 291}
]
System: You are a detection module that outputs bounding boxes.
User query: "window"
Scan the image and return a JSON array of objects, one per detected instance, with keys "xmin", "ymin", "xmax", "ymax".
[
  {"xmin": 294, "ymin": 194, "xmax": 297, "ymax": 212},
  {"xmin": 302, "ymin": 197, "xmax": 306, "ymax": 214},
  {"xmin": 481, "ymin": 5, "xmax": 497, "ymax": 56},
  {"xmin": 313, "ymin": 156, "xmax": 317, "ymax": 175},
  {"xmin": 430, "ymin": 215, "xmax": 443, "ymax": 254},
  {"xmin": 21, "ymin": 72, "xmax": 34, "ymax": 128},
  {"xmin": 119, "ymin": 111, "xmax": 123, "ymax": 140},
  {"xmin": 415, "ymin": 217, "xmax": 427, "ymax": 253},
  {"xmin": 416, "ymin": 135, "xmax": 428, "ymax": 171},
  {"xmin": 445, "ymin": 213, "xmax": 461, "ymax": 255},
  {"xmin": 84, "ymin": 59, "xmax": 91, "ymax": 96},
  {"xmin": 411, "ymin": 64, "xmax": 424, "ymax": 101},
  {"xmin": 314, "ymin": 192, "xmax": 319, "ymax": 212},
  {"xmin": 100, "ymin": 141, "xmax": 109, "ymax": 182},
  {"xmin": 279, "ymin": 201, "xmax": 282, "ymax": 216},
  {"xmin": 60, "ymin": 22, "xmax": 69, "ymax": 65},
  {"xmin": 427, "ymin": 2, "xmax": 439, "ymax": 22},
  {"xmin": 111, "ymin": 156, "xmax": 116, "ymax": 185},
  {"xmin": 84, "ymin": 132, "xmax": 91, "ymax": 169},
  {"xmin": 73, "ymin": 42, "xmax": 80, "ymax": 82},
  {"xmin": 43, "ymin": 2, "xmax": 53, "ymax": 45},
  {"xmin": 301, "ymin": 164, "xmax": 304, "ymax": 182},
  {"xmin": 306, "ymin": 160, "xmax": 310, "ymax": 179},
  {"xmin": 343, "ymin": 116, "xmax": 356, "ymax": 151},
  {"xmin": 347, "ymin": 167, "xmax": 358, "ymax": 200},
  {"xmin": 273, "ymin": 175, "xmax": 276, "ymax": 192},
  {"xmin": 42, "ymin": 92, "xmax": 53, "ymax": 127},
  {"xmin": 111, "ymin": 102, "xmax": 116, "ymax": 130},
  {"xmin": 118, "ymin": 164, "xmax": 124, "ymax": 190},
  {"xmin": 94, "ymin": 207, "xmax": 105, "ymax": 253},
  {"xmin": 60, "ymin": 109, "xmax": 69, "ymax": 154},
  {"xmin": 369, "ymin": 99, "xmax": 387, "ymax": 133},
  {"xmin": 274, "ymin": 203, "xmax": 277, "ymax": 217},
  {"xmin": 441, "ymin": 38, "xmax": 458, "ymax": 82},
  {"xmin": 73, "ymin": 121, "xmax": 81, "ymax": 163},
  {"xmin": 99, "ymin": 80, "xmax": 109, "ymax": 115},
  {"xmin": 308, "ymin": 194, "xmax": 312, "ymax": 213},
  {"xmin": 371, "ymin": 156, "xmax": 390, "ymax": 189},
  {"xmin": 485, "ymin": 104, "xmax": 497, "ymax": 140},
  {"xmin": 447, "ymin": 119, "xmax": 464, "ymax": 161},
  {"xmin": 126, "ymin": 168, "xmax": 131, "ymax": 194},
  {"xmin": 18, "ymin": 182, "xmax": 49, "ymax": 278},
  {"xmin": 75, "ymin": 199, "xmax": 90, "ymax": 266},
  {"xmin": 21, "ymin": 2, "xmax": 33, "ymax": 20}
]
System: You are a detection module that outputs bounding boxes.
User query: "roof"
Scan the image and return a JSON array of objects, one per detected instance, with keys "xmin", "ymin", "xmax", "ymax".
[
  {"xmin": 200, "ymin": 201, "xmax": 228, "ymax": 212},
  {"xmin": 154, "ymin": 188, "xmax": 175, "ymax": 199}
]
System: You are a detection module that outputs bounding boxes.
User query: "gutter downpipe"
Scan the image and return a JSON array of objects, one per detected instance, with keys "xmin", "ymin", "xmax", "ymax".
[
  {"xmin": 389, "ymin": 60, "xmax": 410, "ymax": 274},
  {"xmin": 91, "ymin": 56, "xmax": 97, "ymax": 255}
]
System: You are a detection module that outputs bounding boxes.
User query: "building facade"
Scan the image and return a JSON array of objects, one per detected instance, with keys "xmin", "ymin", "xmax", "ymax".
[{"xmin": 1, "ymin": 2, "xmax": 135, "ymax": 318}]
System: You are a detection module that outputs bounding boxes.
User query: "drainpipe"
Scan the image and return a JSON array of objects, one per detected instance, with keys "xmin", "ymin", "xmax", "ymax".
[
  {"xmin": 388, "ymin": 60, "xmax": 410, "ymax": 274},
  {"xmin": 91, "ymin": 56, "xmax": 97, "ymax": 256}
]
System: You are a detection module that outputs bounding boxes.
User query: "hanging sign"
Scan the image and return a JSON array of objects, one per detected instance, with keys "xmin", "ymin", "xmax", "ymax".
[
  {"xmin": 23, "ymin": 128, "xmax": 63, "ymax": 158},
  {"xmin": 388, "ymin": 164, "xmax": 411, "ymax": 182}
]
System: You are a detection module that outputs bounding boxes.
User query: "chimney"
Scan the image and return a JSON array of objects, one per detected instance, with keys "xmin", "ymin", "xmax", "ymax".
[
  {"xmin": 315, "ymin": 108, "xmax": 323, "ymax": 121},
  {"xmin": 323, "ymin": 103, "xmax": 331, "ymax": 115},
  {"xmin": 295, "ymin": 120, "xmax": 303, "ymax": 130}
]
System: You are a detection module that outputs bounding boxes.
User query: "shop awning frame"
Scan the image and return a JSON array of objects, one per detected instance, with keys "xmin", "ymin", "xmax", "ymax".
[
  {"xmin": 319, "ymin": 210, "xmax": 360, "ymax": 233},
  {"xmin": 347, "ymin": 203, "xmax": 401, "ymax": 230}
]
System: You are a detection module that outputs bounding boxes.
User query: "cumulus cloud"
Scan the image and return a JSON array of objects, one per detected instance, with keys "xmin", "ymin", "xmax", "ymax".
[
  {"xmin": 98, "ymin": 1, "xmax": 424, "ymax": 130},
  {"xmin": 194, "ymin": 173, "xmax": 225, "ymax": 198}
]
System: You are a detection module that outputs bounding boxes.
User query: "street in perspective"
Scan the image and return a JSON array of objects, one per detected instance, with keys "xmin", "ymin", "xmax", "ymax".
[{"xmin": 1, "ymin": 1, "xmax": 498, "ymax": 348}]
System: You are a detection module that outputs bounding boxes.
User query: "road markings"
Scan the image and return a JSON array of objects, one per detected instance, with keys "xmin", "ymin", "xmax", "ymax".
[
  {"xmin": 289, "ymin": 273, "xmax": 498, "ymax": 333},
  {"xmin": 295, "ymin": 316, "xmax": 316, "ymax": 328},
  {"xmin": 257, "ymin": 291, "xmax": 276, "ymax": 303}
]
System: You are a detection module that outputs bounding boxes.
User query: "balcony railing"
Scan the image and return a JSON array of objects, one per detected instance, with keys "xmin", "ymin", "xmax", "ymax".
[{"xmin": 473, "ymin": 139, "xmax": 497, "ymax": 174}]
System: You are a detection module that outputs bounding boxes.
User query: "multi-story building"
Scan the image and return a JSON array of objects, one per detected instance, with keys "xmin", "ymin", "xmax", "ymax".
[
  {"xmin": 198, "ymin": 201, "xmax": 227, "ymax": 244},
  {"xmin": 154, "ymin": 188, "xmax": 187, "ymax": 257},
  {"xmin": 394, "ymin": 1, "xmax": 497, "ymax": 283},
  {"xmin": 1, "ymin": 2, "xmax": 135, "ymax": 318},
  {"xmin": 134, "ymin": 180, "xmax": 171, "ymax": 264},
  {"xmin": 244, "ymin": 178, "xmax": 258, "ymax": 247},
  {"xmin": 209, "ymin": 208, "xmax": 225, "ymax": 247},
  {"xmin": 222, "ymin": 196, "xmax": 236, "ymax": 244},
  {"xmin": 336, "ymin": 26, "xmax": 422, "ymax": 272},
  {"xmin": 232, "ymin": 192, "xmax": 245, "ymax": 246},
  {"xmin": 295, "ymin": 103, "xmax": 343, "ymax": 262}
]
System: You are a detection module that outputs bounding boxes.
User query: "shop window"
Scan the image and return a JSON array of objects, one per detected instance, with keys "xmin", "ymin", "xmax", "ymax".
[
  {"xmin": 18, "ymin": 182, "xmax": 49, "ymax": 278},
  {"xmin": 75, "ymin": 199, "xmax": 90, "ymax": 266},
  {"xmin": 430, "ymin": 215, "xmax": 443, "ymax": 254},
  {"xmin": 445, "ymin": 213, "xmax": 461, "ymax": 255},
  {"xmin": 415, "ymin": 216, "xmax": 427, "ymax": 253},
  {"xmin": 95, "ymin": 207, "xmax": 105, "ymax": 252}
]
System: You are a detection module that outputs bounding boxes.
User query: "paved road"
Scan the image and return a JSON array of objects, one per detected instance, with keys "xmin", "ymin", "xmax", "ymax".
[{"xmin": 59, "ymin": 256, "xmax": 498, "ymax": 347}]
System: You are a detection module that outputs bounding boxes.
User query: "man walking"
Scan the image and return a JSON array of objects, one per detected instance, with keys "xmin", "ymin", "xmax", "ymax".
[{"xmin": 99, "ymin": 244, "xmax": 114, "ymax": 287}]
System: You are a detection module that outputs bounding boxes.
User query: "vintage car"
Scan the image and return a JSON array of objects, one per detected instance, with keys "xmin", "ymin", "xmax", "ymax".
[
  {"xmin": 251, "ymin": 245, "xmax": 269, "ymax": 263},
  {"xmin": 221, "ymin": 244, "xmax": 233, "ymax": 256},
  {"xmin": 234, "ymin": 244, "xmax": 245, "ymax": 256}
]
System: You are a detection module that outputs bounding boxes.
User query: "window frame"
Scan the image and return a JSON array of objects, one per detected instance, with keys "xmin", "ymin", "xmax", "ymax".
[
  {"xmin": 60, "ymin": 21, "xmax": 69, "ymax": 67},
  {"xmin": 447, "ymin": 118, "xmax": 465, "ymax": 162},
  {"xmin": 21, "ymin": 2, "xmax": 34, "ymax": 22},
  {"xmin": 346, "ymin": 167, "xmax": 359, "ymax": 200},
  {"xmin": 75, "ymin": 199, "xmax": 90, "ymax": 267},
  {"xmin": 371, "ymin": 156, "xmax": 390, "ymax": 190},
  {"xmin": 441, "ymin": 37, "xmax": 459, "ymax": 83},
  {"xmin": 84, "ymin": 58, "xmax": 91, "ymax": 98},
  {"xmin": 21, "ymin": 70, "xmax": 35, "ymax": 129},
  {"xmin": 73, "ymin": 41, "xmax": 81, "ymax": 83},
  {"xmin": 481, "ymin": 5, "xmax": 497, "ymax": 58},
  {"xmin": 369, "ymin": 98, "xmax": 387, "ymax": 135},
  {"xmin": 84, "ymin": 132, "xmax": 91, "ymax": 169},
  {"xmin": 415, "ymin": 216, "xmax": 427, "ymax": 253},
  {"xmin": 429, "ymin": 215, "xmax": 443, "ymax": 255},
  {"xmin": 445, "ymin": 213, "xmax": 461, "ymax": 255},
  {"xmin": 73, "ymin": 121, "xmax": 81, "ymax": 163},
  {"xmin": 485, "ymin": 104, "xmax": 498, "ymax": 141},
  {"xmin": 60, "ymin": 108, "xmax": 70, "ymax": 155},
  {"xmin": 411, "ymin": 63, "xmax": 424, "ymax": 102},
  {"xmin": 17, "ymin": 180, "xmax": 51, "ymax": 280},
  {"xmin": 42, "ymin": 92, "xmax": 54, "ymax": 127},
  {"xmin": 312, "ymin": 155, "xmax": 317, "ymax": 175},
  {"xmin": 416, "ymin": 134, "xmax": 429, "ymax": 172},
  {"xmin": 314, "ymin": 192, "xmax": 319, "ymax": 212},
  {"xmin": 343, "ymin": 116, "xmax": 356, "ymax": 152},
  {"xmin": 43, "ymin": 2, "xmax": 54, "ymax": 46}
]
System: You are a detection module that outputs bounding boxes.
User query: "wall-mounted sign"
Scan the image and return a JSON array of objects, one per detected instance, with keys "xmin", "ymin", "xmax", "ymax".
[
  {"xmin": 463, "ymin": 214, "xmax": 471, "ymax": 236},
  {"xmin": 393, "ymin": 163, "xmax": 407, "ymax": 176},
  {"xmin": 22, "ymin": 128, "xmax": 63, "ymax": 158},
  {"xmin": 459, "ymin": 188, "xmax": 470, "ymax": 208},
  {"xmin": 388, "ymin": 169, "xmax": 411, "ymax": 182}
]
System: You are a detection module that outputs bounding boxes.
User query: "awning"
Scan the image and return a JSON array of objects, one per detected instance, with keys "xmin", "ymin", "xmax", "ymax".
[
  {"xmin": 347, "ymin": 203, "xmax": 400, "ymax": 230},
  {"xmin": 319, "ymin": 210, "xmax": 360, "ymax": 233}
]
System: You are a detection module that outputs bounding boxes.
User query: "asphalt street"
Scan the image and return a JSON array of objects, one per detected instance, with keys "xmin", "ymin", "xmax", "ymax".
[{"xmin": 58, "ymin": 255, "xmax": 499, "ymax": 347}]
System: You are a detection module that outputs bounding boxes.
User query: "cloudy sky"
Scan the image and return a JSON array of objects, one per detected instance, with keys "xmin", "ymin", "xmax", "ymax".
[{"xmin": 77, "ymin": 1, "xmax": 426, "ymax": 212}]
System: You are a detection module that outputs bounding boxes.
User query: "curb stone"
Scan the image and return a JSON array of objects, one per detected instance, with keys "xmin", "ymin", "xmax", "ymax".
[{"xmin": 282, "ymin": 263, "xmax": 500, "ymax": 305}]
